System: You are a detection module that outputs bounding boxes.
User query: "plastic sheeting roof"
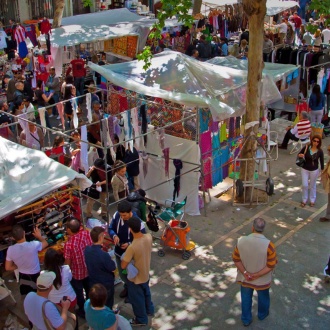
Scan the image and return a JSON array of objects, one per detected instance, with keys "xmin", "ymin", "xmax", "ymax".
[
  {"xmin": 0, "ymin": 137, "xmax": 92, "ymax": 219},
  {"xmin": 88, "ymin": 50, "xmax": 280, "ymax": 120},
  {"xmin": 60, "ymin": 8, "xmax": 142, "ymax": 26},
  {"xmin": 207, "ymin": 56, "xmax": 298, "ymax": 82},
  {"xmin": 202, "ymin": 0, "xmax": 299, "ymax": 16},
  {"xmin": 50, "ymin": 24, "xmax": 138, "ymax": 47}
]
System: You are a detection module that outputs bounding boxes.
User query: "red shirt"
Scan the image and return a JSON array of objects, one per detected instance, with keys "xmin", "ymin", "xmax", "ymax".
[
  {"xmin": 66, "ymin": 59, "xmax": 86, "ymax": 78},
  {"xmin": 293, "ymin": 16, "xmax": 302, "ymax": 29},
  {"xmin": 63, "ymin": 229, "xmax": 92, "ymax": 280}
]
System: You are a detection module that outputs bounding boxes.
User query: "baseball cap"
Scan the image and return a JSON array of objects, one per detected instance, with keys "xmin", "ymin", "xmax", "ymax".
[{"xmin": 37, "ymin": 271, "xmax": 56, "ymax": 289}]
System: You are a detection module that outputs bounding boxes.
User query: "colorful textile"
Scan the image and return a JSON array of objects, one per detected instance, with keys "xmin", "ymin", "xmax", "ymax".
[
  {"xmin": 202, "ymin": 157, "xmax": 213, "ymax": 190},
  {"xmin": 199, "ymin": 109, "xmax": 210, "ymax": 133},
  {"xmin": 220, "ymin": 122, "xmax": 227, "ymax": 142},
  {"xmin": 80, "ymin": 125, "xmax": 89, "ymax": 174},
  {"xmin": 25, "ymin": 25, "xmax": 38, "ymax": 47},
  {"xmin": 212, "ymin": 133, "xmax": 222, "ymax": 186},
  {"xmin": 200, "ymin": 131, "xmax": 212, "ymax": 159},
  {"xmin": 18, "ymin": 41, "xmax": 28, "ymax": 59},
  {"xmin": 14, "ymin": 25, "xmax": 26, "ymax": 44}
]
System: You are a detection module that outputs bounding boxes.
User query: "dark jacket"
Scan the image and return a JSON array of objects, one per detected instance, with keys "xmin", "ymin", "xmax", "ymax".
[
  {"xmin": 124, "ymin": 147, "xmax": 140, "ymax": 176},
  {"xmin": 108, "ymin": 211, "xmax": 146, "ymax": 256}
]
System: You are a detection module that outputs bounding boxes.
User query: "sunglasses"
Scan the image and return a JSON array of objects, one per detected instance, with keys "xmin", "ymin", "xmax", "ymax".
[{"xmin": 313, "ymin": 140, "xmax": 320, "ymax": 143}]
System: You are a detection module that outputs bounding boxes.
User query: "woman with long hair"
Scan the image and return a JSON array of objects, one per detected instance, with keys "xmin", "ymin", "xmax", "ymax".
[
  {"xmin": 111, "ymin": 160, "xmax": 129, "ymax": 201},
  {"xmin": 309, "ymin": 84, "xmax": 325, "ymax": 123},
  {"xmin": 44, "ymin": 248, "xmax": 77, "ymax": 312},
  {"xmin": 297, "ymin": 134, "xmax": 324, "ymax": 207}
]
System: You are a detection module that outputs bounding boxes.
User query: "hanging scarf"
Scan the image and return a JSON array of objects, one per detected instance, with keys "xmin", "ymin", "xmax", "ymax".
[
  {"xmin": 38, "ymin": 107, "xmax": 47, "ymax": 134},
  {"xmin": 140, "ymin": 104, "xmax": 148, "ymax": 146},
  {"xmin": 57, "ymin": 102, "xmax": 65, "ymax": 129},
  {"xmin": 173, "ymin": 159, "xmax": 183, "ymax": 201},
  {"xmin": 163, "ymin": 147, "xmax": 170, "ymax": 178},
  {"xmin": 141, "ymin": 151, "xmax": 149, "ymax": 178},
  {"xmin": 80, "ymin": 125, "xmax": 89, "ymax": 174},
  {"xmin": 123, "ymin": 110, "xmax": 133, "ymax": 150},
  {"xmin": 71, "ymin": 97, "xmax": 78, "ymax": 129},
  {"xmin": 86, "ymin": 92, "xmax": 92, "ymax": 123},
  {"xmin": 158, "ymin": 128, "xmax": 165, "ymax": 150},
  {"xmin": 131, "ymin": 107, "xmax": 140, "ymax": 149}
]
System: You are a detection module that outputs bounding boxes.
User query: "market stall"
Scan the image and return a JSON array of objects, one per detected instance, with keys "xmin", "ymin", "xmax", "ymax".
[{"xmin": 88, "ymin": 50, "xmax": 281, "ymax": 214}]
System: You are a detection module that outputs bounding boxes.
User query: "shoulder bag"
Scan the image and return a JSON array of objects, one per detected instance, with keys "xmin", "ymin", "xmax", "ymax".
[
  {"xmin": 41, "ymin": 300, "xmax": 76, "ymax": 330},
  {"xmin": 296, "ymin": 145, "xmax": 308, "ymax": 167}
]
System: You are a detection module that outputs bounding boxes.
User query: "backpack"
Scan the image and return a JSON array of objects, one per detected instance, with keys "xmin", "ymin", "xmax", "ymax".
[
  {"xmin": 146, "ymin": 206, "xmax": 159, "ymax": 232},
  {"xmin": 126, "ymin": 191, "xmax": 144, "ymax": 218}
]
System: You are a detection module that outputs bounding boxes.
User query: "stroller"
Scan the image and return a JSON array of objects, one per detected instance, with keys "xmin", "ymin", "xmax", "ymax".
[{"xmin": 148, "ymin": 197, "xmax": 195, "ymax": 260}]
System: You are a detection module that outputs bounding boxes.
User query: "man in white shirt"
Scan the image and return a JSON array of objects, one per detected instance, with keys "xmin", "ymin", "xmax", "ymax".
[
  {"xmin": 5, "ymin": 224, "xmax": 48, "ymax": 295},
  {"xmin": 303, "ymin": 31, "xmax": 313, "ymax": 45},
  {"xmin": 24, "ymin": 271, "xmax": 72, "ymax": 330},
  {"xmin": 322, "ymin": 25, "xmax": 330, "ymax": 44},
  {"xmin": 273, "ymin": 18, "xmax": 288, "ymax": 44}
]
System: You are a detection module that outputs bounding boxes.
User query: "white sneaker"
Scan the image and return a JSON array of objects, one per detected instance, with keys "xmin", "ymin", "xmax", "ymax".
[
  {"xmin": 56, "ymin": 115, "xmax": 61, "ymax": 120},
  {"xmin": 49, "ymin": 114, "xmax": 54, "ymax": 118}
]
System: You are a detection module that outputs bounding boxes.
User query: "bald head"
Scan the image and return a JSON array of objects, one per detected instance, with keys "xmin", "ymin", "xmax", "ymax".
[
  {"xmin": 67, "ymin": 219, "xmax": 81, "ymax": 234},
  {"xmin": 253, "ymin": 218, "xmax": 266, "ymax": 233}
]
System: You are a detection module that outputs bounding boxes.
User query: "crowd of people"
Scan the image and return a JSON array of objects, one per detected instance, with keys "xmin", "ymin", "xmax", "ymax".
[{"xmin": 5, "ymin": 207, "xmax": 154, "ymax": 329}]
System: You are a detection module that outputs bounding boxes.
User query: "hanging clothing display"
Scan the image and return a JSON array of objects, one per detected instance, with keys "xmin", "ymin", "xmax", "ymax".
[
  {"xmin": 86, "ymin": 93, "xmax": 92, "ymax": 123},
  {"xmin": 163, "ymin": 148, "xmax": 170, "ymax": 178},
  {"xmin": 141, "ymin": 151, "xmax": 149, "ymax": 178},
  {"xmin": 0, "ymin": 29, "xmax": 8, "ymax": 49},
  {"xmin": 80, "ymin": 125, "xmax": 89, "ymax": 174},
  {"xmin": 25, "ymin": 25, "xmax": 38, "ymax": 47},
  {"xmin": 212, "ymin": 132, "xmax": 222, "ymax": 186},
  {"xmin": 140, "ymin": 104, "xmax": 148, "ymax": 147},
  {"xmin": 173, "ymin": 159, "xmax": 183, "ymax": 200}
]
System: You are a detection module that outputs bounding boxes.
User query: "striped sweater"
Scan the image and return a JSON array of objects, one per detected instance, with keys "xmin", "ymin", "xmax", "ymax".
[
  {"xmin": 232, "ymin": 233, "xmax": 277, "ymax": 290},
  {"xmin": 291, "ymin": 119, "xmax": 311, "ymax": 138}
]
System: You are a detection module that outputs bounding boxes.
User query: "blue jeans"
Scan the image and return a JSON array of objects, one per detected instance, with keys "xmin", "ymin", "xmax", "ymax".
[
  {"xmin": 51, "ymin": 92, "xmax": 60, "ymax": 115},
  {"xmin": 127, "ymin": 280, "xmax": 154, "ymax": 324},
  {"xmin": 71, "ymin": 277, "xmax": 90, "ymax": 312},
  {"xmin": 240, "ymin": 286, "xmax": 270, "ymax": 324},
  {"xmin": 74, "ymin": 77, "xmax": 85, "ymax": 104}
]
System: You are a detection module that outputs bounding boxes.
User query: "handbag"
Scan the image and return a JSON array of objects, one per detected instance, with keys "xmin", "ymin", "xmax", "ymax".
[
  {"xmin": 87, "ymin": 184, "xmax": 100, "ymax": 199},
  {"xmin": 296, "ymin": 145, "xmax": 308, "ymax": 167},
  {"xmin": 42, "ymin": 300, "xmax": 76, "ymax": 330}
]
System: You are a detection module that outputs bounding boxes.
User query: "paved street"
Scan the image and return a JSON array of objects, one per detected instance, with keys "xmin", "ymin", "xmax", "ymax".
[{"xmin": 1, "ymin": 138, "xmax": 330, "ymax": 329}]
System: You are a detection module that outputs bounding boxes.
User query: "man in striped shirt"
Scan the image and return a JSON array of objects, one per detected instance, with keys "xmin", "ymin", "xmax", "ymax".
[
  {"xmin": 279, "ymin": 111, "xmax": 311, "ymax": 149},
  {"xmin": 232, "ymin": 218, "xmax": 277, "ymax": 327}
]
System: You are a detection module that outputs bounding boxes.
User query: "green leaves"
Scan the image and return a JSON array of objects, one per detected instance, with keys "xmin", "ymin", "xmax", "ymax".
[
  {"xmin": 309, "ymin": 0, "xmax": 330, "ymax": 16},
  {"xmin": 82, "ymin": 0, "xmax": 93, "ymax": 7},
  {"xmin": 138, "ymin": 0, "xmax": 193, "ymax": 70}
]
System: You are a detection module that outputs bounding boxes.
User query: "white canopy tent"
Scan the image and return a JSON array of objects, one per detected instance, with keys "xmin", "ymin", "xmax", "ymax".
[
  {"xmin": 88, "ymin": 50, "xmax": 281, "ymax": 121},
  {"xmin": 0, "ymin": 137, "xmax": 92, "ymax": 219},
  {"xmin": 202, "ymin": 0, "xmax": 299, "ymax": 16}
]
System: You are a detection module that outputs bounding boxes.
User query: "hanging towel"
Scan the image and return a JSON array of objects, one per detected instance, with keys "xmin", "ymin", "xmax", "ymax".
[
  {"xmin": 86, "ymin": 92, "xmax": 92, "ymax": 123},
  {"xmin": 158, "ymin": 129, "xmax": 165, "ymax": 150},
  {"xmin": 163, "ymin": 147, "xmax": 170, "ymax": 178},
  {"xmin": 80, "ymin": 125, "xmax": 89, "ymax": 174}
]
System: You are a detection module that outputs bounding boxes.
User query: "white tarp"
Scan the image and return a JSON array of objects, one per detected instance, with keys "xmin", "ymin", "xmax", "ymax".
[
  {"xmin": 202, "ymin": 0, "xmax": 299, "ymax": 16},
  {"xmin": 50, "ymin": 24, "xmax": 139, "ymax": 47},
  {"xmin": 0, "ymin": 137, "xmax": 92, "ymax": 219},
  {"xmin": 60, "ymin": 8, "xmax": 142, "ymax": 26},
  {"xmin": 139, "ymin": 133, "xmax": 200, "ymax": 216},
  {"xmin": 88, "ymin": 50, "xmax": 281, "ymax": 120},
  {"xmin": 89, "ymin": 49, "xmax": 249, "ymax": 121}
]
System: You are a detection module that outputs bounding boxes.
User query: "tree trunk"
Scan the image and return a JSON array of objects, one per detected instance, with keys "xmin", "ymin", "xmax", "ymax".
[
  {"xmin": 238, "ymin": 0, "xmax": 266, "ymax": 201},
  {"xmin": 53, "ymin": 0, "xmax": 65, "ymax": 28},
  {"xmin": 193, "ymin": 0, "xmax": 203, "ymax": 15}
]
